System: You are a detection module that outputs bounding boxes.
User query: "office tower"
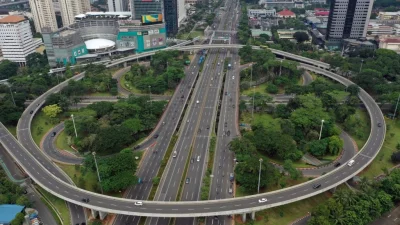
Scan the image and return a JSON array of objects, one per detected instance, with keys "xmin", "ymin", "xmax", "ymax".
[
  {"xmin": 0, "ymin": 15, "xmax": 38, "ymax": 66},
  {"xmin": 59, "ymin": 0, "xmax": 91, "ymax": 27},
  {"xmin": 108, "ymin": 0, "xmax": 130, "ymax": 12},
  {"xmin": 131, "ymin": 0, "xmax": 162, "ymax": 20},
  {"xmin": 164, "ymin": 0, "xmax": 186, "ymax": 36},
  {"xmin": 29, "ymin": 0, "xmax": 58, "ymax": 32},
  {"xmin": 325, "ymin": 0, "xmax": 374, "ymax": 49}
]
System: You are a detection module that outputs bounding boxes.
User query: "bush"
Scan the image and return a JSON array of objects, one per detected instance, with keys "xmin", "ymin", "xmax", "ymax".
[
  {"xmin": 391, "ymin": 151, "xmax": 400, "ymax": 163},
  {"xmin": 266, "ymin": 84, "xmax": 279, "ymax": 94},
  {"xmin": 110, "ymin": 87, "xmax": 118, "ymax": 96}
]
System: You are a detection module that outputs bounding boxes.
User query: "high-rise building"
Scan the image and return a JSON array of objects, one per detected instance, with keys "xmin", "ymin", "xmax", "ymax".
[
  {"xmin": 131, "ymin": 0, "xmax": 162, "ymax": 20},
  {"xmin": 164, "ymin": 0, "xmax": 186, "ymax": 36},
  {"xmin": 29, "ymin": 0, "xmax": 58, "ymax": 32},
  {"xmin": 0, "ymin": 15, "xmax": 40, "ymax": 66},
  {"xmin": 59, "ymin": 0, "xmax": 91, "ymax": 27},
  {"xmin": 108, "ymin": 0, "xmax": 130, "ymax": 12},
  {"xmin": 325, "ymin": 0, "xmax": 374, "ymax": 49}
]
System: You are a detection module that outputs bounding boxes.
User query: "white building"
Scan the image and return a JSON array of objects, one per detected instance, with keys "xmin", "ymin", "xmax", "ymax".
[
  {"xmin": 379, "ymin": 37, "xmax": 400, "ymax": 53},
  {"xmin": 367, "ymin": 22, "xmax": 394, "ymax": 35},
  {"xmin": 0, "ymin": 15, "xmax": 40, "ymax": 66},
  {"xmin": 29, "ymin": 0, "xmax": 58, "ymax": 32},
  {"xmin": 108, "ymin": 0, "xmax": 130, "ymax": 12},
  {"xmin": 247, "ymin": 9, "xmax": 276, "ymax": 18},
  {"xmin": 59, "ymin": 0, "xmax": 91, "ymax": 27},
  {"xmin": 178, "ymin": 0, "xmax": 187, "ymax": 26}
]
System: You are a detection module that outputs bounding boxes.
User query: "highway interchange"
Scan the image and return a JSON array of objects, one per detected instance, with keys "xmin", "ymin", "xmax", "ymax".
[{"xmin": 0, "ymin": 5, "xmax": 387, "ymax": 225}]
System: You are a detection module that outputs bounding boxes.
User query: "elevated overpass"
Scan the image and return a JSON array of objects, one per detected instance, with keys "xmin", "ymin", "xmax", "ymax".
[{"xmin": 0, "ymin": 45, "xmax": 384, "ymax": 218}]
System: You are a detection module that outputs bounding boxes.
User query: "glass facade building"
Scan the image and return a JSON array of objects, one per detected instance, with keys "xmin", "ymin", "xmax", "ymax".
[{"xmin": 131, "ymin": 0, "xmax": 163, "ymax": 20}]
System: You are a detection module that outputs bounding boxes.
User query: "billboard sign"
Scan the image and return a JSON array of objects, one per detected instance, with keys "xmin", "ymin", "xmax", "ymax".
[{"xmin": 141, "ymin": 14, "xmax": 163, "ymax": 24}]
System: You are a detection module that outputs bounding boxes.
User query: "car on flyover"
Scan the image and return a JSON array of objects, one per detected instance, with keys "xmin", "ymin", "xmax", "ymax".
[{"xmin": 258, "ymin": 198, "xmax": 267, "ymax": 203}]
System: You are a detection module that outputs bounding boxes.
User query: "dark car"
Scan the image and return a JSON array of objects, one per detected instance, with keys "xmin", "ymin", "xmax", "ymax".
[
  {"xmin": 313, "ymin": 184, "xmax": 321, "ymax": 189},
  {"xmin": 153, "ymin": 134, "xmax": 159, "ymax": 139},
  {"xmin": 334, "ymin": 162, "xmax": 341, "ymax": 167},
  {"xmin": 30, "ymin": 110, "xmax": 34, "ymax": 114},
  {"xmin": 81, "ymin": 223, "xmax": 86, "ymax": 225},
  {"xmin": 133, "ymin": 145, "xmax": 141, "ymax": 150},
  {"xmin": 378, "ymin": 123, "xmax": 382, "ymax": 127},
  {"xmin": 82, "ymin": 198, "xmax": 89, "ymax": 203},
  {"xmin": 51, "ymin": 131, "xmax": 56, "ymax": 137}
]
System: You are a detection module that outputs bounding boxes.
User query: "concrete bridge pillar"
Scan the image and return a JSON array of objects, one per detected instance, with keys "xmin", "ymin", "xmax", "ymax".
[
  {"xmin": 91, "ymin": 209, "xmax": 99, "ymax": 218},
  {"xmin": 330, "ymin": 186, "xmax": 337, "ymax": 194},
  {"xmin": 124, "ymin": 62, "xmax": 127, "ymax": 68},
  {"xmin": 242, "ymin": 213, "xmax": 246, "ymax": 223},
  {"xmin": 99, "ymin": 211, "xmax": 108, "ymax": 220},
  {"xmin": 251, "ymin": 211, "xmax": 256, "ymax": 220}
]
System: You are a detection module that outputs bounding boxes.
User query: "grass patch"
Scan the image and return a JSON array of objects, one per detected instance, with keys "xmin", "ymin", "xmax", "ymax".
[
  {"xmin": 56, "ymin": 163, "xmax": 99, "ymax": 192},
  {"xmin": 5, "ymin": 125, "xmax": 16, "ymax": 138},
  {"xmin": 240, "ymin": 112, "xmax": 281, "ymax": 131},
  {"xmin": 200, "ymin": 136, "xmax": 216, "ymax": 200},
  {"xmin": 36, "ymin": 186, "xmax": 70, "ymax": 225},
  {"xmin": 120, "ymin": 73, "xmax": 143, "ymax": 94},
  {"xmin": 237, "ymin": 192, "xmax": 331, "ymax": 225},
  {"xmin": 148, "ymin": 134, "xmax": 178, "ymax": 200},
  {"xmin": 269, "ymin": 158, "xmax": 315, "ymax": 169},
  {"xmin": 348, "ymin": 109, "xmax": 370, "ymax": 149},
  {"xmin": 241, "ymin": 83, "xmax": 269, "ymax": 96},
  {"xmin": 361, "ymin": 117, "xmax": 400, "ymax": 178},
  {"xmin": 31, "ymin": 111, "xmax": 57, "ymax": 146},
  {"xmin": 55, "ymin": 130, "xmax": 76, "ymax": 154}
]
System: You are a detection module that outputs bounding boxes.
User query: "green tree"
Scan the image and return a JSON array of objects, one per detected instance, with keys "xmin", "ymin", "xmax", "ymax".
[
  {"xmin": 42, "ymin": 104, "xmax": 62, "ymax": 118},
  {"xmin": 283, "ymin": 160, "xmax": 302, "ymax": 180},
  {"xmin": 293, "ymin": 31, "xmax": 309, "ymax": 43},
  {"xmin": 328, "ymin": 135, "xmax": 343, "ymax": 155},
  {"xmin": 10, "ymin": 212, "xmax": 25, "ymax": 225},
  {"xmin": 346, "ymin": 84, "xmax": 360, "ymax": 96},
  {"xmin": 0, "ymin": 60, "xmax": 19, "ymax": 79}
]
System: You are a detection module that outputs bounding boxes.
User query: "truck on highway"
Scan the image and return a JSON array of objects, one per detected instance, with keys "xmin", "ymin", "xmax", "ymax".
[
  {"xmin": 229, "ymin": 173, "xmax": 234, "ymax": 181},
  {"xmin": 198, "ymin": 56, "xmax": 205, "ymax": 65}
]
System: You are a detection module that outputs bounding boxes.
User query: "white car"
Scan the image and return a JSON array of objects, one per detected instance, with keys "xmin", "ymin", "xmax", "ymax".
[
  {"xmin": 197, "ymin": 156, "xmax": 200, "ymax": 162},
  {"xmin": 258, "ymin": 198, "xmax": 267, "ymax": 203},
  {"xmin": 134, "ymin": 201, "xmax": 143, "ymax": 206},
  {"xmin": 232, "ymin": 76, "xmax": 235, "ymax": 80},
  {"xmin": 196, "ymin": 100, "xmax": 199, "ymax": 104}
]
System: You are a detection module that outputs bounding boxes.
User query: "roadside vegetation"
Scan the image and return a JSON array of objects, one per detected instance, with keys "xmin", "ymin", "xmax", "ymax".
[{"xmin": 122, "ymin": 51, "xmax": 187, "ymax": 95}]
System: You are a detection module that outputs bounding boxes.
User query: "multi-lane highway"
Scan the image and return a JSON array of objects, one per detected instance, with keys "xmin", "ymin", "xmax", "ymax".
[
  {"xmin": 113, "ymin": 56, "xmax": 203, "ymax": 225},
  {"xmin": 0, "ymin": 46, "xmax": 386, "ymax": 219}
]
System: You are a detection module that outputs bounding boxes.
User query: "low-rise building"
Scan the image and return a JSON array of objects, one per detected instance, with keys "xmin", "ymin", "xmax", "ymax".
[
  {"xmin": 378, "ymin": 11, "xmax": 400, "ymax": 20},
  {"xmin": 251, "ymin": 29, "xmax": 272, "ymax": 38},
  {"xmin": 259, "ymin": 0, "xmax": 295, "ymax": 9},
  {"xmin": 247, "ymin": 9, "xmax": 276, "ymax": 18},
  {"xmin": 0, "ymin": 15, "xmax": 40, "ymax": 66},
  {"xmin": 367, "ymin": 22, "xmax": 394, "ymax": 35},
  {"xmin": 379, "ymin": 37, "xmax": 400, "ymax": 53},
  {"xmin": 277, "ymin": 9, "xmax": 296, "ymax": 18},
  {"xmin": 277, "ymin": 29, "xmax": 311, "ymax": 43},
  {"xmin": 343, "ymin": 38, "xmax": 376, "ymax": 53}
]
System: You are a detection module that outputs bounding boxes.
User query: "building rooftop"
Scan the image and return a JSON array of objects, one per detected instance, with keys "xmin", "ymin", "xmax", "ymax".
[
  {"xmin": 277, "ymin": 9, "xmax": 295, "ymax": 16},
  {"xmin": 0, "ymin": 204, "xmax": 25, "ymax": 223},
  {"xmin": 85, "ymin": 38, "xmax": 115, "ymax": 50},
  {"xmin": 380, "ymin": 38, "xmax": 400, "ymax": 43},
  {"xmin": 0, "ymin": 15, "xmax": 25, "ymax": 23}
]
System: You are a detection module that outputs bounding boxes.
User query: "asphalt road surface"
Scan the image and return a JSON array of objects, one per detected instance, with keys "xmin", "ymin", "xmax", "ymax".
[{"xmin": 113, "ymin": 56, "xmax": 203, "ymax": 225}]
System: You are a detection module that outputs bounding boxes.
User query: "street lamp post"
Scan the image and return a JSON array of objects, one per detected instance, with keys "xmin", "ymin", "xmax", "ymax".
[
  {"xmin": 393, "ymin": 93, "xmax": 400, "ymax": 120},
  {"xmin": 92, "ymin": 152, "xmax": 103, "ymax": 194},
  {"xmin": 252, "ymin": 86, "xmax": 255, "ymax": 120},
  {"xmin": 148, "ymin": 85, "xmax": 152, "ymax": 114},
  {"xmin": 258, "ymin": 158, "xmax": 263, "ymax": 193},
  {"xmin": 70, "ymin": 114, "xmax": 78, "ymax": 138},
  {"xmin": 359, "ymin": 59, "xmax": 364, "ymax": 73},
  {"xmin": 8, "ymin": 86, "xmax": 16, "ymax": 106},
  {"xmin": 319, "ymin": 119, "xmax": 325, "ymax": 140}
]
